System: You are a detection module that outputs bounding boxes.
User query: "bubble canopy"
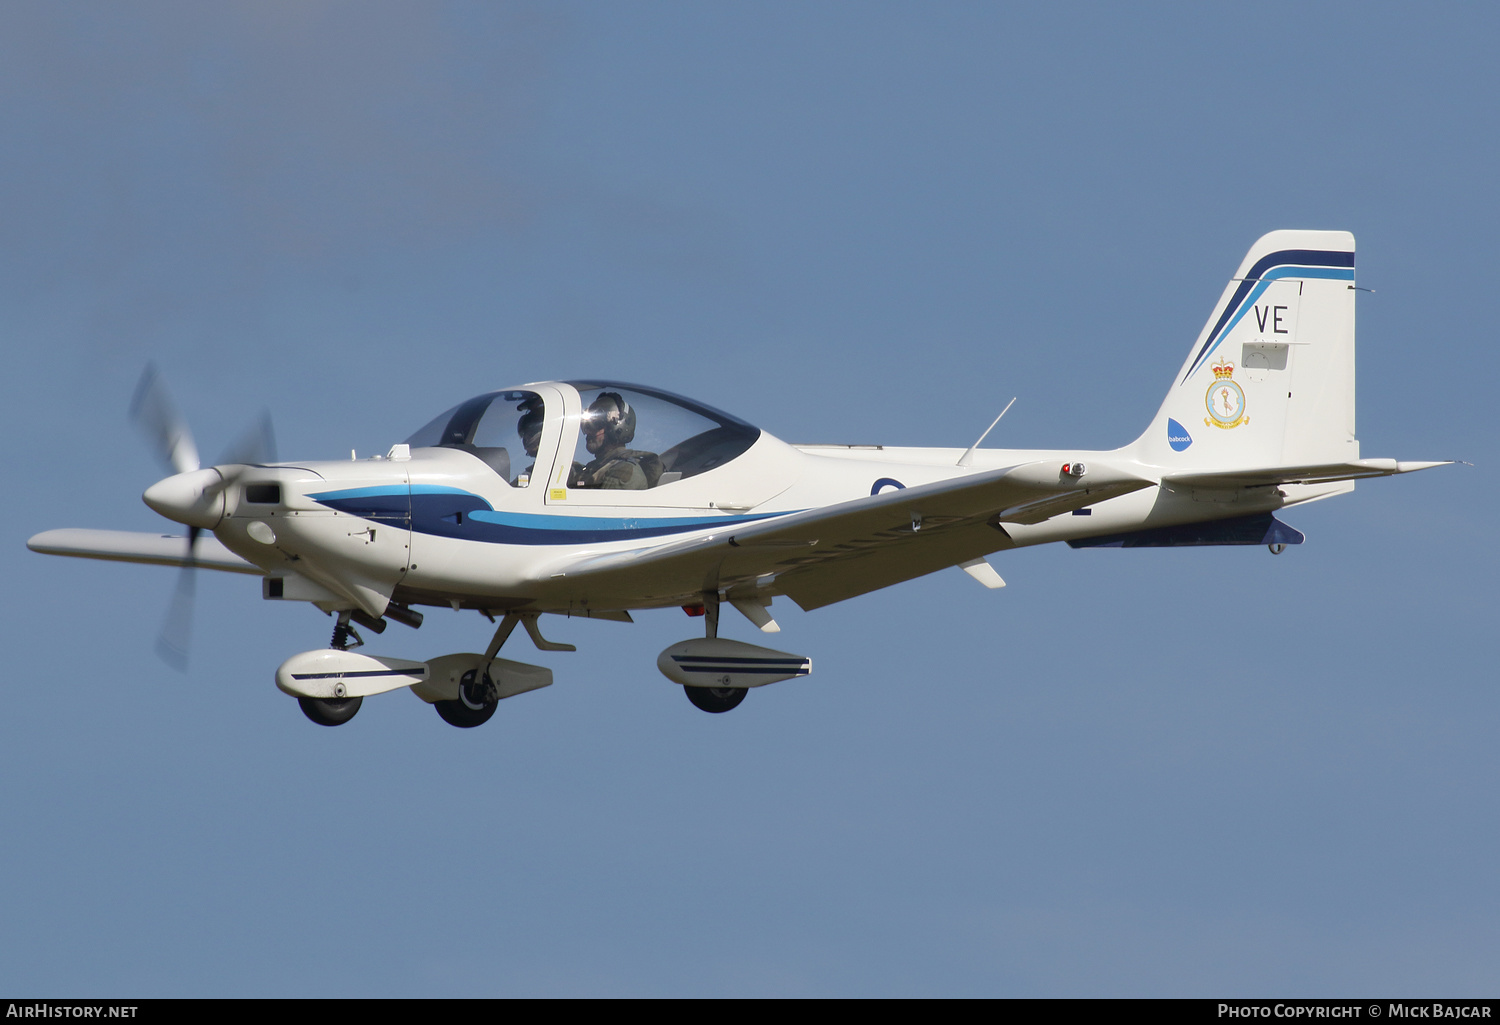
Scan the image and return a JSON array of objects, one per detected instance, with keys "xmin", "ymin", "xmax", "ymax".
[{"xmin": 405, "ymin": 382, "xmax": 761, "ymax": 489}]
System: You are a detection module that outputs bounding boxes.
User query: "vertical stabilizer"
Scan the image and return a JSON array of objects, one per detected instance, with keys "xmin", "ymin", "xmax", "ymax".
[{"xmin": 1133, "ymin": 230, "xmax": 1358, "ymax": 469}]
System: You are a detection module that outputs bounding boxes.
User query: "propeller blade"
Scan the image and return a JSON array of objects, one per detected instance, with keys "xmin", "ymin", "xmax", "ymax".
[
  {"xmin": 217, "ymin": 411, "xmax": 278, "ymax": 467},
  {"xmin": 130, "ymin": 363, "xmax": 200, "ymax": 475},
  {"xmin": 154, "ymin": 526, "xmax": 199, "ymax": 672},
  {"xmin": 130, "ymin": 369, "xmax": 278, "ymax": 672}
]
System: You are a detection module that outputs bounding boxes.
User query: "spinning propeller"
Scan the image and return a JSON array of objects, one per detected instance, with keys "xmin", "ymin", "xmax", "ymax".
[{"xmin": 129, "ymin": 364, "xmax": 277, "ymax": 670}]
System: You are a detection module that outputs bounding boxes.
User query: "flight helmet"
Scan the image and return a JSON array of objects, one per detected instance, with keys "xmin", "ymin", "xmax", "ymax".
[
  {"xmin": 580, "ymin": 391, "xmax": 636, "ymax": 448},
  {"xmin": 516, "ymin": 394, "xmax": 545, "ymax": 452}
]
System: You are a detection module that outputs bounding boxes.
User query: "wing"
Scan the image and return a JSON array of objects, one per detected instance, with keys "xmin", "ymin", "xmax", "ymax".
[
  {"xmin": 552, "ymin": 459, "xmax": 1154, "ymax": 611},
  {"xmin": 27, "ymin": 528, "xmax": 261, "ymax": 574}
]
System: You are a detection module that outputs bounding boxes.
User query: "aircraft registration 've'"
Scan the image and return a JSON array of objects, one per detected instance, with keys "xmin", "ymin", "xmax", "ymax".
[{"xmin": 29, "ymin": 230, "xmax": 1452, "ymax": 727}]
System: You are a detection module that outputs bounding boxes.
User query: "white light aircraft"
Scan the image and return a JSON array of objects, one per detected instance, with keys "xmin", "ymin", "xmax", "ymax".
[{"xmin": 29, "ymin": 231, "xmax": 1451, "ymax": 727}]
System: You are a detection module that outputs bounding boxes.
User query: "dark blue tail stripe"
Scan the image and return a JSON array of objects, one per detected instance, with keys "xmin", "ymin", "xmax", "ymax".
[{"xmin": 1182, "ymin": 248, "xmax": 1354, "ymax": 382}]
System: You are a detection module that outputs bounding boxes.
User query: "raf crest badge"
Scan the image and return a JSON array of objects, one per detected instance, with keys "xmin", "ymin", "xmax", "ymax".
[{"xmin": 1204, "ymin": 360, "xmax": 1248, "ymax": 429}]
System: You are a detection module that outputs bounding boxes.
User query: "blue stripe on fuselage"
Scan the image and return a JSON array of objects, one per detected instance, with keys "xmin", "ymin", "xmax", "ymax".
[
  {"xmin": 308, "ymin": 484, "xmax": 413, "ymax": 521},
  {"xmin": 307, "ymin": 485, "xmax": 784, "ymax": 545}
]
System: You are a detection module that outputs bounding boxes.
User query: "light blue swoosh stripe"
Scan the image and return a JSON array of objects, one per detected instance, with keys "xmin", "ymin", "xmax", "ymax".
[
  {"xmin": 467, "ymin": 509, "xmax": 772, "ymax": 532},
  {"xmin": 311, "ymin": 484, "xmax": 785, "ymax": 535},
  {"xmin": 309, "ymin": 484, "xmax": 478, "ymax": 501},
  {"xmin": 1190, "ymin": 265, "xmax": 1355, "ymax": 380}
]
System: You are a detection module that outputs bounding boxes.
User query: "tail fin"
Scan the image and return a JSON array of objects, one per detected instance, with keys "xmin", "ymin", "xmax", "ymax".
[{"xmin": 1134, "ymin": 230, "xmax": 1358, "ymax": 469}]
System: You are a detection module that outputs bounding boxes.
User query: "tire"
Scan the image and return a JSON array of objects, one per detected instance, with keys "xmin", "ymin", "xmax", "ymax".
[
  {"xmin": 435, "ymin": 667, "xmax": 498, "ymax": 728},
  {"xmin": 435, "ymin": 698, "xmax": 497, "ymax": 728},
  {"xmin": 684, "ymin": 685, "xmax": 747, "ymax": 714},
  {"xmin": 299, "ymin": 695, "xmax": 363, "ymax": 727}
]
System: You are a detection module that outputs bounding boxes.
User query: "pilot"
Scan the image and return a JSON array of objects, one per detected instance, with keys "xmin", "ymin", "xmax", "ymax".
[
  {"xmin": 569, "ymin": 392, "xmax": 662, "ymax": 490},
  {"xmin": 513, "ymin": 395, "xmax": 544, "ymax": 486}
]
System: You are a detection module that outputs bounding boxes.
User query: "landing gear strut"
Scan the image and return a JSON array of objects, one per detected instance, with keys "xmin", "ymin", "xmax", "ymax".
[
  {"xmin": 430, "ymin": 613, "xmax": 519, "ymax": 728},
  {"xmin": 329, "ymin": 611, "xmax": 365, "ymax": 651},
  {"xmin": 678, "ymin": 591, "xmax": 750, "ymax": 713}
]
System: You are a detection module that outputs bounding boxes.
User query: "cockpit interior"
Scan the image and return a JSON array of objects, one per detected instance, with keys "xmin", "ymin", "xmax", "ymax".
[{"xmin": 404, "ymin": 381, "xmax": 762, "ymax": 491}]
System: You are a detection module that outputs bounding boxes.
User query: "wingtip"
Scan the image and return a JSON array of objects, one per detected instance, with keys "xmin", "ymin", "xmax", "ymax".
[
  {"xmin": 1394, "ymin": 460, "xmax": 1460, "ymax": 473},
  {"xmin": 26, "ymin": 529, "xmax": 69, "ymax": 554}
]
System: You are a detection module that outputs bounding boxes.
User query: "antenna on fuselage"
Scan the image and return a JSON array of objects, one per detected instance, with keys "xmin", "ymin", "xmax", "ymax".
[{"xmin": 957, "ymin": 397, "xmax": 1016, "ymax": 467}]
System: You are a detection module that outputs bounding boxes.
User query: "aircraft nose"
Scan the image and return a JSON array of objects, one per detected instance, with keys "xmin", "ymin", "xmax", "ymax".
[{"xmin": 142, "ymin": 467, "xmax": 226, "ymax": 528}]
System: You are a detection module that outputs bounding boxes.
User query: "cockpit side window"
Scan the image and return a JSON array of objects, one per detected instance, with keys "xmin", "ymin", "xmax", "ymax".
[
  {"xmin": 404, "ymin": 390, "xmax": 546, "ymax": 487},
  {"xmin": 565, "ymin": 383, "xmax": 759, "ymax": 491}
]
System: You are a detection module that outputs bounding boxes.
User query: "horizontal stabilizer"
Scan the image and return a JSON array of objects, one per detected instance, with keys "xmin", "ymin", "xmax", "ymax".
[
  {"xmin": 1164, "ymin": 459, "xmax": 1453, "ymax": 491},
  {"xmin": 27, "ymin": 528, "xmax": 260, "ymax": 574}
]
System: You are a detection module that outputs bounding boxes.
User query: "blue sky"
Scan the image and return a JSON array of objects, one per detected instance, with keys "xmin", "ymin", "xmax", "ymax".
[{"xmin": 2, "ymin": 2, "xmax": 1493, "ymax": 996}]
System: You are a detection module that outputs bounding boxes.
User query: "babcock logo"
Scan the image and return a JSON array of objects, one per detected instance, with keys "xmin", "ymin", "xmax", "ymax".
[{"xmin": 1167, "ymin": 418, "xmax": 1193, "ymax": 452}]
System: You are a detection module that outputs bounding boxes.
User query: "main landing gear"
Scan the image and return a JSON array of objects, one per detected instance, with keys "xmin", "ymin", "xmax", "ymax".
[
  {"xmin": 683, "ymin": 685, "xmax": 746, "ymax": 714},
  {"xmin": 434, "ymin": 667, "xmax": 499, "ymax": 728},
  {"xmin": 429, "ymin": 613, "xmax": 517, "ymax": 728},
  {"xmin": 426, "ymin": 611, "xmax": 559, "ymax": 728},
  {"xmin": 298, "ymin": 694, "xmax": 363, "ymax": 726},
  {"xmin": 665, "ymin": 592, "xmax": 783, "ymax": 714}
]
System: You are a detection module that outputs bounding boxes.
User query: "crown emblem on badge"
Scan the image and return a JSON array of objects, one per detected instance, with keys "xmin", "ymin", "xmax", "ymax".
[{"xmin": 1212, "ymin": 360, "xmax": 1235, "ymax": 380}]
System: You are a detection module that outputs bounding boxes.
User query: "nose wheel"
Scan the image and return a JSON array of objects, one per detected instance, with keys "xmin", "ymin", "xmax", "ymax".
[
  {"xmin": 295, "ymin": 611, "xmax": 370, "ymax": 726},
  {"xmin": 684, "ymin": 685, "xmax": 747, "ymax": 714},
  {"xmin": 298, "ymin": 695, "xmax": 363, "ymax": 726},
  {"xmin": 435, "ymin": 667, "xmax": 499, "ymax": 728}
]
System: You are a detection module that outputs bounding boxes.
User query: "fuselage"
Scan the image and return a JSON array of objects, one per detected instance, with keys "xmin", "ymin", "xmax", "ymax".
[{"xmin": 171, "ymin": 380, "xmax": 1346, "ymax": 619}]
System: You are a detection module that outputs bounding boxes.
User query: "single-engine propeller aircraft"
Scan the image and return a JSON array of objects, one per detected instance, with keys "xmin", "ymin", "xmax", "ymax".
[{"xmin": 30, "ymin": 231, "xmax": 1451, "ymax": 727}]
